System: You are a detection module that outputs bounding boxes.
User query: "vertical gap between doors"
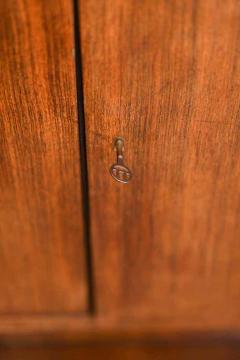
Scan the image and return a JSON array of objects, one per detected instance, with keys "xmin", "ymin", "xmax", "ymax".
[{"xmin": 73, "ymin": 0, "xmax": 95, "ymax": 315}]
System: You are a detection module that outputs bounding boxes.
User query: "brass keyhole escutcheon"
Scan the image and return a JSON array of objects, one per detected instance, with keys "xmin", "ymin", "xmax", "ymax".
[{"xmin": 109, "ymin": 138, "xmax": 132, "ymax": 184}]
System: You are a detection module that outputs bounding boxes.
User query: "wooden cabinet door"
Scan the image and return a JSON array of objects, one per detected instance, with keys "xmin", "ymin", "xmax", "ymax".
[
  {"xmin": 0, "ymin": 0, "xmax": 88, "ymax": 314},
  {"xmin": 80, "ymin": 0, "xmax": 240, "ymax": 329}
]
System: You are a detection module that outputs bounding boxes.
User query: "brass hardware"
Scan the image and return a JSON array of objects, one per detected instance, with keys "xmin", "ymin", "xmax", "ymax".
[{"xmin": 109, "ymin": 138, "xmax": 132, "ymax": 184}]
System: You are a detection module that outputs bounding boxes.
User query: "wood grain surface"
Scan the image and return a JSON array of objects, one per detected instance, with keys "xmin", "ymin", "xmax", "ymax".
[
  {"xmin": 0, "ymin": 0, "xmax": 87, "ymax": 313},
  {"xmin": 0, "ymin": 314, "xmax": 239, "ymax": 358},
  {"xmin": 1, "ymin": 344, "xmax": 240, "ymax": 360},
  {"xmin": 80, "ymin": 0, "xmax": 240, "ymax": 327},
  {"xmin": 0, "ymin": 314, "xmax": 240, "ymax": 344}
]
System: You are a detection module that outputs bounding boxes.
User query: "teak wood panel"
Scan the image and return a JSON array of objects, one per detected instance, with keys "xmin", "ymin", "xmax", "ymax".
[
  {"xmin": 80, "ymin": 0, "xmax": 240, "ymax": 327},
  {"xmin": 0, "ymin": 0, "xmax": 87, "ymax": 313}
]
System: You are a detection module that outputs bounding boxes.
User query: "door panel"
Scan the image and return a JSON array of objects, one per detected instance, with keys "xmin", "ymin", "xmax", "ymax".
[
  {"xmin": 0, "ymin": 0, "xmax": 87, "ymax": 313},
  {"xmin": 80, "ymin": 0, "xmax": 240, "ymax": 327}
]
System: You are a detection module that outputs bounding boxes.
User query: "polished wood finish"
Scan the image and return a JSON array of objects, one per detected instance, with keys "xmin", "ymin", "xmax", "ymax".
[
  {"xmin": 0, "ymin": 0, "xmax": 87, "ymax": 313},
  {"xmin": 0, "ymin": 314, "xmax": 240, "ymax": 345},
  {"xmin": 0, "ymin": 315, "xmax": 239, "ymax": 359},
  {"xmin": 80, "ymin": 0, "xmax": 240, "ymax": 326},
  {"xmin": 1, "ymin": 344, "xmax": 240, "ymax": 360}
]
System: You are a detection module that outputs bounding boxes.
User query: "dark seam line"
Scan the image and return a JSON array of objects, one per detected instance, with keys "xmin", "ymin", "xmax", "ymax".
[{"xmin": 72, "ymin": 0, "xmax": 95, "ymax": 315}]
